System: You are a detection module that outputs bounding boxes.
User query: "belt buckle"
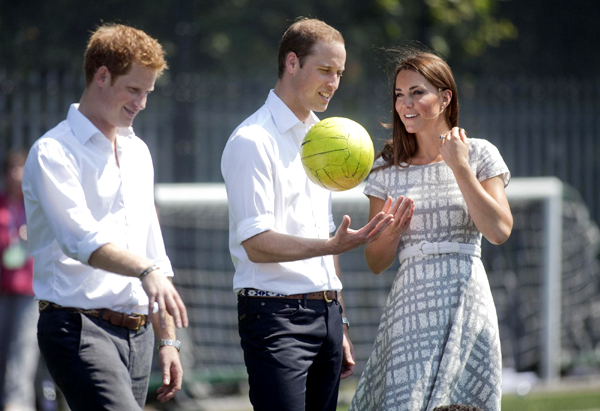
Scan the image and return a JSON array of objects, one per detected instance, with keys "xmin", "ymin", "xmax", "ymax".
[
  {"xmin": 39, "ymin": 300, "xmax": 50, "ymax": 311},
  {"xmin": 323, "ymin": 291, "xmax": 333, "ymax": 303},
  {"xmin": 131, "ymin": 313, "xmax": 144, "ymax": 331},
  {"xmin": 418, "ymin": 240, "xmax": 429, "ymax": 257}
]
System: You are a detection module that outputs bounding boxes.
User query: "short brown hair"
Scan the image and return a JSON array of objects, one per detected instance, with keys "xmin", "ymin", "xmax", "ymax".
[
  {"xmin": 277, "ymin": 18, "xmax": 344, "ymax": 79},
  {"xmin": 379, "ymin": 51, "xmax": 459, "ymax": 168},
  {"xmin": 84, "ymin": 23, "xmax": 168, "ymax": 85}
]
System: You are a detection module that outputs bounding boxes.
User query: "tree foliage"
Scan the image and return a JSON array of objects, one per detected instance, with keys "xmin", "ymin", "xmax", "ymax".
[
  {"xmin": 426, "ymin": 0, "xmax": 517, "ymax": 58},
  {"xmin": 0, "ymin": 0, "xmax": 517, "ymax": 79}
]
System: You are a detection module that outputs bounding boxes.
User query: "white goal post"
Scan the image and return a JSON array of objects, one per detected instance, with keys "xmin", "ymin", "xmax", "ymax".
[
  {"xmin": 155, "ymin": 176, "xmax": 563, "ymax": 382},
  {"xmin": 503, "ymin": 177, "xmax": 563, "ymax": 382}
]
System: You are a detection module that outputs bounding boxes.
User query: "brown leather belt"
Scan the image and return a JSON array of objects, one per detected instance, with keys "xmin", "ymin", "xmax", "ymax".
[
  {"xmin": 239, "ymin": 289, "xmax": 337, "ymax": 302},
  {"xmin": 39, "ymin": 300, "xmax": 147, "ymax": 331}
]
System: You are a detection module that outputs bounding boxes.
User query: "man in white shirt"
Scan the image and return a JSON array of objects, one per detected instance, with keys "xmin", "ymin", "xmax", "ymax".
[
  {"xmin": 22, "ymin": 24, "xmax": 188, "ymax": 410},
  {"xmin": 221, "ymin": 18, "xmax": 393, "ymax": 410}
]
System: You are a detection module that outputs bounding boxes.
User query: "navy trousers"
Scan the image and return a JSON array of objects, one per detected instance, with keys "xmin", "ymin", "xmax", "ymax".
[
  {"xmin": 37, "ymin": 308, "xmax": 154, "ymax": 411},
  {"xmin": 238, "ymin": 295, "xmax": 344, "ymax": 411}
]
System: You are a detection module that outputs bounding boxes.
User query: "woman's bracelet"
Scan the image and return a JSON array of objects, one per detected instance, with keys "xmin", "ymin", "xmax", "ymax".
[{"xmin": 139, "ymin": 264, "xmax": 160, "ymax": 281}]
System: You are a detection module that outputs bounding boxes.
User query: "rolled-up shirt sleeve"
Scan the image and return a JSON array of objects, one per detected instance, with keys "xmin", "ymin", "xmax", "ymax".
[
  {"xmin": 23, "ymin": 140, "xmax": 117, "ymax": 264},
  {"xmin": 222, "ymin": 127, "xmax": 276, "ymax": 244},
  {"xmin": 146, "ymin": 202, "xmax": 174, "ymax": 277}
]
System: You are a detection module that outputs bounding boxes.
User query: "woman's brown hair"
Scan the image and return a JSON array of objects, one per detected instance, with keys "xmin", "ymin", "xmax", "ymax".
[{"xmin": 377, "ymin": 50, "xmax": 459, "ymax": 169}]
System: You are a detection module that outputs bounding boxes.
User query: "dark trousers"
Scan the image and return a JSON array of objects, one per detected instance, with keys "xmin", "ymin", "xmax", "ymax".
[
  {"xmin": 238, "ymin": 295, "xmax": 344, "ymax": 411},
  {"xmin": 37, "ymin": 308, "xmax": 154, "ymax": 411}
]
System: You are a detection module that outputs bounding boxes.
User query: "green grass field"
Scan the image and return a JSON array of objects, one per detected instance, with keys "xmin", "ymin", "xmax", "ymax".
[
  {"xmin": 146, "ymin": 376, "xmax": 600, "ymax": 410},
  {"xmin": 334, "ymin": 386, "xmax": 600, "ymax": 411},
  {"xmin": 501, "ymin": 390, "xmax": 600, "ymax": 411}
]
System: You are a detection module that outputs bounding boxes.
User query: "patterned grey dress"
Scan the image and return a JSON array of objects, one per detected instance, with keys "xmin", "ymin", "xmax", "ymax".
[{"xmin": 350, "ymin": 138, "xmax": 510, "ymax": 411}]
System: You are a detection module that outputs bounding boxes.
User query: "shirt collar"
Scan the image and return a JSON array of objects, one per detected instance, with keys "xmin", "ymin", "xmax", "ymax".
[
  {"xmin": 266, "ymin": 90, "xmax": 320, "ymax": 135},
  {"xmin": 67, "ymin": 104, "xmax": 135, "ymax": 146}
]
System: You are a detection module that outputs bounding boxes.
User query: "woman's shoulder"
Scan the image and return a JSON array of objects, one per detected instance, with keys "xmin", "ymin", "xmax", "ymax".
[
  {"xmin": 468, "ymin": 137, "xmax": 510, "ymax": 185},
  {"xmin": 468, "ymin": 137, "xmax": 504, "ymax": 159},
  {"xmin": 468, "ymin": 137, "xmax": 498, "ymax": 150},
  {"xmin": 370, "ymin": 156, "xmax": 404, "ymax": 176},
  {"xmin": 372, "ymin": 156, "xmax": 388, "ymax": 168},
  {"xmin": 364, "ymin": 157, "xmax": 393, "ymax": 199}
]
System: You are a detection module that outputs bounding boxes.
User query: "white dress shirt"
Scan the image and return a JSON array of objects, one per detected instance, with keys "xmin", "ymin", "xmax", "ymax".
[
  {"xmin": 22, "ymin": 104, "xmax": 173, "ymax": 314},
  {"xmin": 221, "ymin": 90, "xmax": 343, "ymax": 294}
]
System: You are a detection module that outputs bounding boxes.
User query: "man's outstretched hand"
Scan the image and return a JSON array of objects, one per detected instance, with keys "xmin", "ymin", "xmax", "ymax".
[{"xmin": 327, "ymin": 200, "xmax": 395, "ymax": 255}]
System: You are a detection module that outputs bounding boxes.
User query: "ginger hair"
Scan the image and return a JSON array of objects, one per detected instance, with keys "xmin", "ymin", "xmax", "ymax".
[{"xmin": 84, "ymin": 23, "xmax": 167, "ymax": 85}]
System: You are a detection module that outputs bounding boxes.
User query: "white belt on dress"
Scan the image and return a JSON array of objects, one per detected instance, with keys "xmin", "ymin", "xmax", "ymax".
[{"xmin": 398, "ymin": 241, "xmax": 481, "ymax": 264}]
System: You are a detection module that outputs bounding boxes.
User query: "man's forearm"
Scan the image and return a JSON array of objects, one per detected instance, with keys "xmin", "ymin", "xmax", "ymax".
[
  {"xmin": 242, "ymin": 230, "xmax": 332, "ymax": 263},
  {"xmin": 152, "ymin": 311, "xmax": 177, "ymax": 341},
  {"xmin": 88, "ymin": 243, "xmax": 153, "ymax": 278}
]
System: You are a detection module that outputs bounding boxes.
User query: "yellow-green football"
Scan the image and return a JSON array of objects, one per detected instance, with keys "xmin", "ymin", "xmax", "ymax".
[{"xmin": 301, "ymin": 117, "xmax": 374, "ymax": 191}]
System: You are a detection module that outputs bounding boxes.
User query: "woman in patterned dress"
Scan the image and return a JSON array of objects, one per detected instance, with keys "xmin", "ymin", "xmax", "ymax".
[{"xmin": 349, "ymin": 51, "xmax": 513, "ymax": 410}]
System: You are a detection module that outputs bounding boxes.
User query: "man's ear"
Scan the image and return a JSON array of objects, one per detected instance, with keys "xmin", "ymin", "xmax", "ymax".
[
  {"xmin": 94, "ymin": 66, "xmax": 111, "ymax": 88},
  {"xmin": 285, "ymin": 52, "xmax": 299, "ymax": 74}
]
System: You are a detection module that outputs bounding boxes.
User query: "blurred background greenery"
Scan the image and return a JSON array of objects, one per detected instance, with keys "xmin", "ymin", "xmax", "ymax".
[{"xmin": 3, "ymin": 0, "xmax": 598, "ymax": 79}]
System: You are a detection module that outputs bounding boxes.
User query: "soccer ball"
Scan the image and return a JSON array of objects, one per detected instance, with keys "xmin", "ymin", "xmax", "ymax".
[{"xmin": 301, "ymin": 117, "xmax": 374, "ymax": 191}]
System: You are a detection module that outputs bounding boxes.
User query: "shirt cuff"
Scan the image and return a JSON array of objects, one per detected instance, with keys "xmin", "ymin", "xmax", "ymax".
[
  {"xmin": 153, "ymin": 256, "xmax": 174, "ymax": 277},
  {"xmin": 237, "ymin": 214, "xmax": 275, "ymax": 244}
]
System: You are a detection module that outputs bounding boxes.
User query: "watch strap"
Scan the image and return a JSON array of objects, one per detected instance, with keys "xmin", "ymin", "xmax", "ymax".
[
  {"xmin": 158, "ymin": 338, "xmax": 181, "ymax": 351},
  {"xmin": 139, "ymin": 264, "xmax": 160, "ymax": 281}
]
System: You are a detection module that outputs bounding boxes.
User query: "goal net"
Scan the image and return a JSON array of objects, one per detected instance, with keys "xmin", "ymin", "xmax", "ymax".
[{"xmin": 154, "ymin": 177, "xmax": 600, "ymax": 389}]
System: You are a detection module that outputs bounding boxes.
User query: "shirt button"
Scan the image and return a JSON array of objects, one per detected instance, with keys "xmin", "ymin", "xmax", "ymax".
[{"xmin": 261, "ymin": 302, "xmax": 265, "ymax": 306}]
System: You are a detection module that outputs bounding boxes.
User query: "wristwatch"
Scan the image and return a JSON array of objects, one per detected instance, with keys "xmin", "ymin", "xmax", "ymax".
[
  {"xmin": 342, "ymin": 317, "xmax": 350, "ymax": 329},
  {"xmin": 158, "ymin": 339, "xmax": 181, "ymax": 351}
]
